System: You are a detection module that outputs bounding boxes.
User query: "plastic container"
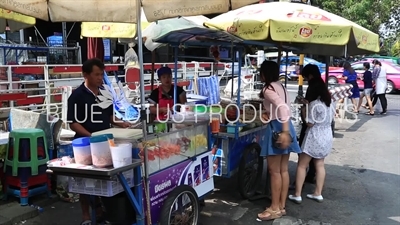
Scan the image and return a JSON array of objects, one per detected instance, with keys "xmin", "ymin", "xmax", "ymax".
[
  {"xmin": 211, "ymin": 117, "xmax": 220, "ymax": 134},
  {"xmin": 90, "ymin": 134, "xmax": 114, "ymax": 167},
  {"xmin": 110, "ymin": 143, "xmax": 132, "ymax": 168},
  {"xmin": 72, "ymin": 137, "xmax": 92, "ymax": 165},
  {"xmin": 68, "ymin": 169, "xmax": 134, "ymax": 197}
]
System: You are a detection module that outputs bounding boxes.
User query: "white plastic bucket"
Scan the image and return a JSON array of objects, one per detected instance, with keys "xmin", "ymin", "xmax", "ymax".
[
  {"xmin": 110, "ymin": 143, "xmax": 132, "ymax": 168},
  {"xmin": 90, "ymin": 134, "xmax": 114, "ymax": 167},
  {"xmin": 72, "ymin": 137, "xmax": 92, "ymax": 165}
]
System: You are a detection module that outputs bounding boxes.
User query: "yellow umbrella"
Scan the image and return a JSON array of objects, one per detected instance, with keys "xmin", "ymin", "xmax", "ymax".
[
  {"xmin": 205, "ymin": 2, "xmax": 380, "ymax": 55},
  {"xmin": 81, "ymin": 8, "xmax": 150, "ymax": 38},
  {"xmin": 0, "ymin": 8, "xmax": 35, "ymax": 33}
]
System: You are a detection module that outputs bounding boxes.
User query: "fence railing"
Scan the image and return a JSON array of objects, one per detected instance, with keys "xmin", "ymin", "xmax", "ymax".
[{"xmin": 0, "ymin": 61, "xmax": 228, "ymax": 123}]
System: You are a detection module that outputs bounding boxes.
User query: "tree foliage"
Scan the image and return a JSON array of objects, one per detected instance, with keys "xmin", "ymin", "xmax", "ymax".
[
  {"xmin": 311, "ymin": 0, "xmax": 397, "ymax": 36},
  {"xmin": 391, "ymin": 41, "xmax": 400, "ymax": 57}
]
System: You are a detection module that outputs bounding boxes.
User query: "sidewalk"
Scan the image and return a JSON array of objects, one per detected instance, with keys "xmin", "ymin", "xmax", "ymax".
[{"xmin": 0, "ymin": 194, "xmax": 58, "ymax": 225}]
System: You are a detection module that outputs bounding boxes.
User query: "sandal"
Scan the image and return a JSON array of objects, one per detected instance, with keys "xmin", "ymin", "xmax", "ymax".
[
  {"xmin": 81, "ymin": 220, "xmax": 92, "ymax": 225},
  {"xmin": 362, "ymin": 105, "xmax": 369, "ymax": 109},
  {"xmin": 365, "ymin": 112, "xmax": 374, "ymax": 116},
  {"xmin": 257, "ymin": 208, "xmax": 282, "ymax": 221},
  {"xmin": 281, "ymin": 208, "xmax": 287, "ymax": 216}
]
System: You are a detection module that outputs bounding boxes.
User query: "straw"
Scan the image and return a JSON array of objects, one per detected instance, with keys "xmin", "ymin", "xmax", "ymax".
[{"xmin": 108, "ymin": 138, "xmax": 116, "ymax": 147}]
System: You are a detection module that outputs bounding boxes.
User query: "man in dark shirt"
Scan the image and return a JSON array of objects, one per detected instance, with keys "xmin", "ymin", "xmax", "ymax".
[{"xmin": 67, "ymin": 58, "xmax": 130, "ymax": 224}]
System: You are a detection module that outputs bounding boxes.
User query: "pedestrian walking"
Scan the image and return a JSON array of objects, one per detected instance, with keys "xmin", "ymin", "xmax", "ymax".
[
  {"xmin": 357, "ymin": 62, "xmax": 374, "ymax": 115},
  {"xmin": 371, "ymin": 60, "xmax": 388, "ymax": 114},
  {"xmin": 342, "ymin": 62, "xmax": 360, "ymax": 113}
]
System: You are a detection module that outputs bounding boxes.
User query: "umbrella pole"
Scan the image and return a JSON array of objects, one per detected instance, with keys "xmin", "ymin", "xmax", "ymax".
[
  {"xmin": 135, "ymin": 1, "xmax": 152, "ymax": 225},
  {"xmin": 285, "ymin": 51, "xmax": 288, "ymax": 88},
  {"xmin": 277, "ymin": 44, "xmax": 282, "ymax": 68},
  {"xmin": 297, "ymin": 54, "xmax": 305, "ymax": 97},
  {"xmin": 151, "ymin": 51, "xmax": 155, "ymax": 90}
]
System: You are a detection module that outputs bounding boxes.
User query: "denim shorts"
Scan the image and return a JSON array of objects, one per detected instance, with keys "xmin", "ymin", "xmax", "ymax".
[{"xmin": 364, "ymin": 88, "xmax": 373, "ymax": 96}]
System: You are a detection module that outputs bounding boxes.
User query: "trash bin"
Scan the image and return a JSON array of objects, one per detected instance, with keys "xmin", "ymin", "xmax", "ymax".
[{"xmin": 102, "ymin": 190, "xmax": 136, "ymax": 225}]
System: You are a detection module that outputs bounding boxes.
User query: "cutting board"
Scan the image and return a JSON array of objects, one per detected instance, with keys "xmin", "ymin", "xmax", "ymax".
[{"xmin": 92, "ymin": 128, "xmax": 143, "ymax": 140}]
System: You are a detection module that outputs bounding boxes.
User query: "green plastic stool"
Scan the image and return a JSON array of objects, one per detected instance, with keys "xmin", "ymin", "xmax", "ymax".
[{"xmin": 4, "ymin": 128, "xmax": 49, "ymax": 176}]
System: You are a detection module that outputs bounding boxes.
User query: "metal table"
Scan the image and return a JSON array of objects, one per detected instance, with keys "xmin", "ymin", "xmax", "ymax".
[{"xmin": 47, "ymin": 159, "xmax": 144, "ymax": 225}]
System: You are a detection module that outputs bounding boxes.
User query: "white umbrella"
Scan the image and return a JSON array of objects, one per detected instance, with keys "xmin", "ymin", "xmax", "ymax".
[
  {"xmin": 142, "ymin": 15, "xmax": 210, "ymax": 51},
  {"xmin": 0, "ymin": 0, "xmax": 260, "ymax": 23}
]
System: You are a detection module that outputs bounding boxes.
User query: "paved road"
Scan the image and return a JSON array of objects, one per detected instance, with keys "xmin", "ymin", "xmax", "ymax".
[{"xmin": 21, "ymin": 92, "xmax": 400, "ymax": 225}]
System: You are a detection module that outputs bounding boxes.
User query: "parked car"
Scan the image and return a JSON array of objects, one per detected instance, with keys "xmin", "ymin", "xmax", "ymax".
[
  {"xmin": 323, "ymin": 61, "xmax": 400, "ymax": 93},
  {"xmin": 360, "ymin": 56, "xmax": 400, "ymax": 65},
  {"xmin": 279, "ymin": 56, "xmax": 326, "ymax": 74}
]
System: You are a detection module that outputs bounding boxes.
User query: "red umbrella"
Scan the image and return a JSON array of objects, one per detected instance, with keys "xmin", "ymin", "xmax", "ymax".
[{"xmin": 87, "ymin": 37, "xmax": 104, "ymax": 61}]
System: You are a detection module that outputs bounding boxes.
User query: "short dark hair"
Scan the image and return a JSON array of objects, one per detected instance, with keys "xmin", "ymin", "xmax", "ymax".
[
  {"xmin": 82, "ymin": 58, "xmax": 105, "ymax": 74},
  {"xmin": 363, "ymin": 62, "xmax": 370, "ymax": 69}
]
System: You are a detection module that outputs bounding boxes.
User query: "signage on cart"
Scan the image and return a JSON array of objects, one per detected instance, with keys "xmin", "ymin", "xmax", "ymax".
[
  {"xmin": 144, "ymin": 152, "xmax": 214, "ymax": 223},
  {"xmin": 212, "ymin": 147, "xmax": 224, "ymax": 176}
]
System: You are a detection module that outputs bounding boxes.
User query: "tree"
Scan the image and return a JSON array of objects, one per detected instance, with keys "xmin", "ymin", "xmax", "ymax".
[
  {"xmin": 312, "ymin": 0, "xmax": 394, "ymax": 35},
  {"xmin": 391, "ymin": 41, "xmax": 400, "ymax": 57},
  {"xmin": 386, "ymin": 1, "xmax": 400, "ymax": 37}
]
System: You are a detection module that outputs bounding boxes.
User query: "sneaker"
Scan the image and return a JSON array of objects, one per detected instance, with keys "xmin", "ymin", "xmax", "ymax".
[
  {"xmin": 288, "ymin": 195, "xmax": 302, "ymax": 204},
  {"xmin": 380, "ymin": 111, "xmax": 387, "ymax": 115},
  {"xmin": 306, "ymin": 194, "xmax": 323, "ymax": 203}
]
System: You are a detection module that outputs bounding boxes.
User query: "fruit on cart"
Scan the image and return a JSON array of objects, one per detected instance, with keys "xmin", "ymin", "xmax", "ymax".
[
  {"xmin": 138, "ymin": 148, "xmax": 156, "ymax": 161},
  {"xmin": 176, "ymin": 137, "xmax": 191, "ymax": 152},
  {"xmin": 142, "ymin": 141, "xmax": 157, "ymax": 148},
  {"xmin": 190, "ymin": 134, "xmax": 207, "ymax": 150}
]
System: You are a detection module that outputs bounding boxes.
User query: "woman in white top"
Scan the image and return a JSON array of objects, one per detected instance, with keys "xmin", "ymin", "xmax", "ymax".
[
  {"xmin": 371, "ymin": 60, "xmax": 388, "ymax": 114},
  {"xmin": 288, "ymin": 77, "xmax": 334, "ymax": 203}
]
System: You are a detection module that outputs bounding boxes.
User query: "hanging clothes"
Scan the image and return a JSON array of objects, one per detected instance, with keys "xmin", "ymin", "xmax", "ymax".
[
  {"xmin": 196, "ymin": 75, "xmax": 220, "ymax": 105},
  {"xmin": 87, "ymin": 37, "xmax": 104, "ymax": 60}
]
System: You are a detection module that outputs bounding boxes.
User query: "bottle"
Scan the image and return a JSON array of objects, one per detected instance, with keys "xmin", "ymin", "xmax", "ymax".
[{"xmin": 30, "ymin": 205, "xmax": 44, "ymax": 213}]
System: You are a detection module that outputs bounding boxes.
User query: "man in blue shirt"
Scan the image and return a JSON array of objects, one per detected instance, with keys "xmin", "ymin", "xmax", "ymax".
[{"xmin": 67, "ymin": 58, "xmax": 130, "ymax": 225}]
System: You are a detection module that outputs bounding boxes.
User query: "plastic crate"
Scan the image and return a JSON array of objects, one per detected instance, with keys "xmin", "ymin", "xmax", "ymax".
[{"xmin": 68, "ymin": 170, "xmax": 134, "ymax": 197}]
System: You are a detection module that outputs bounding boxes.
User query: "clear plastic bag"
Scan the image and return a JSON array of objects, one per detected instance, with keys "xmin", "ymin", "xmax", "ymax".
[{"xmin": 124, "ymin": 43, "xmax": 139, "ymax": 70}]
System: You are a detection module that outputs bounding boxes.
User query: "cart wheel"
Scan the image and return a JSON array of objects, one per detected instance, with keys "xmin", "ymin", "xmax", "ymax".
[
  {"xmin": 238, "ymin": 143, "xmax": 263, "ymax": 199},
  {"xmin": 160, "ymin": 185, "xmax": 199, "ymax": 225}
]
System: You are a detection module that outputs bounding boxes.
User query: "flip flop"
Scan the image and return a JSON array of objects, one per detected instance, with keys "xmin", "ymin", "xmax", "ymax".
[{"xmin": 365, "ymin": 112, "xmax": 374, "ymax": 116}]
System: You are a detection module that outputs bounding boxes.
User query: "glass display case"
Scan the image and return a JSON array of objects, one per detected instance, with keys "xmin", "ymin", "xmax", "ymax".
[{"xmin": 138, "ymin": 122, "xmax": 209, "ymax": 174}]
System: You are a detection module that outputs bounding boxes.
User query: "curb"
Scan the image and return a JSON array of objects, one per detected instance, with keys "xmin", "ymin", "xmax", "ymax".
[{"xmin": 0, "ymin": 194, "xmax": 59, "ymax": 225}]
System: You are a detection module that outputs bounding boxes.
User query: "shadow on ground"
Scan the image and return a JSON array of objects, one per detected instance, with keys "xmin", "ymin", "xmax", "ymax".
[
  {"xmin": 199, "ymin": 162, "xmax": 400, "ymax": 225},
  {"xmin": 13, "ymin": 161, "xmax": 399, "ymax": 225}
]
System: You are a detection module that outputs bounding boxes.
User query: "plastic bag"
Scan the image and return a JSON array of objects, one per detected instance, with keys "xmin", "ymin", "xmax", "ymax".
[
  {"xmin": 124, "ymin": 43, "xmax": 139, "ymax": 69},
  {"xmin": 142, "ymin": 22, "xmax": 163, "ymax": 51}
]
